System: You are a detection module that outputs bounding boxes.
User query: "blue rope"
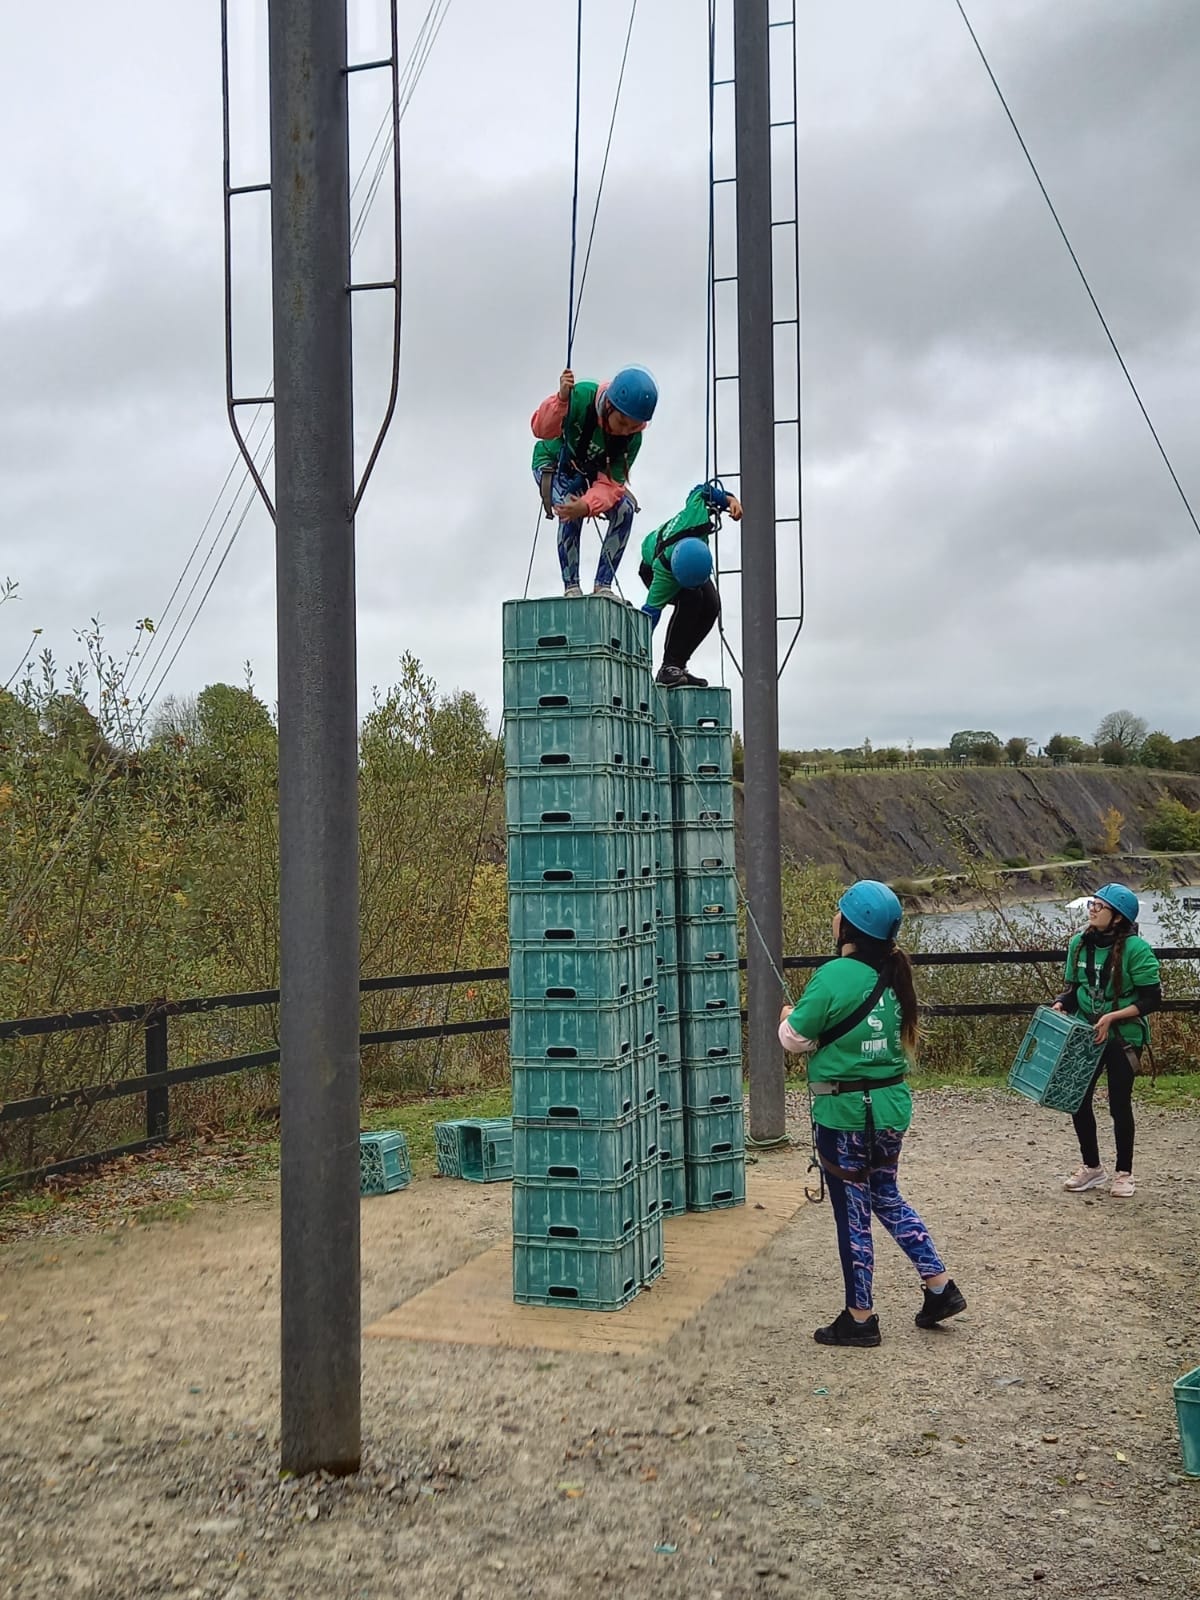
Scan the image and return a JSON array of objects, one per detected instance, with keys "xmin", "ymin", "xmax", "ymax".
[
  {"xmin": 566, "ymin": 0, "xmax": 584, "ymax": 365},
  {"xmin": 704, "ymin": 0, "xmax": 717, "ymax": 481}
]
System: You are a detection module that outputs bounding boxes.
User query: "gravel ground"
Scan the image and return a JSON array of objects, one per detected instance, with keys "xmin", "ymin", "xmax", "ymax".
[{"xmin": 2, "ymin": 1088, "xmax": 1199, "ymax": 1599}]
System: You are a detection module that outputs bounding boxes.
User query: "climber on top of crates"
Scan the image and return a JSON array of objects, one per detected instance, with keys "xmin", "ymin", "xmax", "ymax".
[
  {"xmin": 1054, "ymin": 884, "xmax": 1161, "ymax": 1199},
  {"xmin": 639, "ymin": 479, "xmax": 741, "ymax": 688},
  {"xmin": 530, "ymin": 365, "xmax": 658, "ymax": 598}
]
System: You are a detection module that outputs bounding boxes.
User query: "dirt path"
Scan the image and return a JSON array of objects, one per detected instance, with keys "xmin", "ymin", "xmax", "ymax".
[{"xmin": 3, "ymin": 1090, "xmax": 1199, "ymax": 1599}]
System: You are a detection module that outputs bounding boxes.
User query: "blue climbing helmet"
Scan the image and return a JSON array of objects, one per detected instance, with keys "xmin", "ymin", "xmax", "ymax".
[
  {"xmin": 838, "ymin": 880, "xmax": 903, "ymax": 942},
  {"xmin": 1093, "ymin": 883, "xmax": 1139, "ymax": 924},
  {"xmin": 606, "ymin": 365, "xmax": 658, "ymax": 423},
  {"xmin": 669, "ymin": 537, "xmax": 713, "ymax": 589}
]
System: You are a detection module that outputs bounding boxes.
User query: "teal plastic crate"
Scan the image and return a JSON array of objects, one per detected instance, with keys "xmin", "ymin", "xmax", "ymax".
[
  {"xmin": 359, "ymin": 1131, "xmax": 411, "ymax": 1195},
  {"xmin": 505, "ymin": 765, "xmax": 653, "ymax": 828},
  {"xmin": 679, "ymin": 960, "xmax": 741, "ymax": 1018},
  {"xmin": 1007, "ymin": 1006, "xmax": 1103, "ymax": 1113},
  {"xmin": 655, "ymin": 1011, "xmax": 682, "ymax": 1061},
  {"xmin": 508, "ymin": 938, "xmax": 656, "ymax": 1004},
  {"xmin": 669, "ymin": 775, "xmax": 734, "ymax": 826},
  {"xmin": 506, "ymin": 824, "xmax": 653, "ymax": 888},
  {"xmin": 434, "ymin": 1119, "xmax": 470, "ymax": 1177},
  {"xmin": 508, "ymin": 881, "xmax": 656, "ymax": 944},
  {"xmin": 675, "ymin": 870, "xmax": 738, "ymax": 920},
  {"xmin": 677, "ymin": 914, "xmax": 739, "ymax": 966},
  {"xmin": 512, "ymin": 1056, "xmax": 655, "ymax": 1122},
  {"xmin": 512, "ymin": 1171, "xmax": 643, "ymax": 1244},
  {"xmin": 513, "ymin": 1234, "xmax": 642, "ymax": 1309},
  {"xmin": 655, "ymin": 864, "xmax": 678, "ymax": 922},
  {"xmin": 652, "ymin": 776, "xmax": 672, "ymax": 824},
  {"xmin": 638, "ymin": 1213, "xmax": 665, "ymax": 1287},
  {"xmin": 502, "ymin": 650, "xmax": 651, "ymax": 717},
  {"xmin": 505, "ymin": 708, "xmax": 654, "ymax": 773},
  {"xmin": 667, "ymin": 729, "xmax": 733, "ymax": 781},
  {"xmin": 684, "ymin": 1104, "xmax": 745, "ymax": 1159},
  {"xmin": 681, "ymin": 1002, "xmax": 741, "ymax": 1057},
  {"xmin": 509, "ymin": 993, "xmax": 657, "ymax": 1060},
  {"xmin": 636, "ymin": 1099, "xmax": 662, "ymax": 1167},
  {"xmin": 459, "ymin": 1120, "xmax": 514, "ymax": 1183},
  {"xmin": 503, "ymin": 594, "xmax": 651, "ymax": 662},
  {"xmin": 513, "ymin": 1113, "xmax": 639, "ymax": 1182},
  {"xmin": 659, "ymin": 1157, "xmax": 686, "ymax": 1216},
  {"xmin": 682, "ymin": 1060, "xmax": 743, "ymax": 1110},
  {"xmin": 664, "ymin": 685, "xmax": 733, "ymax": 733},
  {"xmin": 657, "ymin": 1060, "xmax": 683, "ymax": 1114},
  {"xmin": 673, "ymin": 822, "xmax": 737, "ymax": 874},
  {"xmin": 658, "ymin": 1109, "xmax": 684, "ymax": 1164},
  {"xmin": 656, "ymin": 917, "xmax": 679, "ymax": 970},
  {"xmin": 685, "ymin": 1152, "xmax": 746, "ymax": 1212},
  {"xmin": 1173, "ymin": 1366, "xmax": 1200, "ymax": 1477}
]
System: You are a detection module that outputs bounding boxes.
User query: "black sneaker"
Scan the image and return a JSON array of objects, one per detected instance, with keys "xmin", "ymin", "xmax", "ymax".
[
  {"xmin": 915, "ymin": 1279, "xmax": 967, "ymax": 1329},
  {"xmin": 814, "ymin": 1309, "xmax": 881, "ymax": 1348},
  {"xmin": 655, "ymin": 665, "xmax": 708, "ymax": 688}
]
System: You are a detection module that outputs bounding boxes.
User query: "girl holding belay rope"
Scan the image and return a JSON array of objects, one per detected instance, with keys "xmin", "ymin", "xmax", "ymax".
[{"xmin": 779, "ymin": 881, "xmax": 966, "ymax": 1348}]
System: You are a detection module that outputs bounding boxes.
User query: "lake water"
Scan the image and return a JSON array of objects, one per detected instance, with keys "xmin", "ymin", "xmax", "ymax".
[{"xmin": 915, "ymin": 883, "xmax": 1200, "ymax": 948}]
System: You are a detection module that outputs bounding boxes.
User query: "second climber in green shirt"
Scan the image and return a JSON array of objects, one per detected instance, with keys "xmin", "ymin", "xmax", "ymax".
[{"xmin": 639, "ymin": 480, "xmax": 741, "ymax": 687}]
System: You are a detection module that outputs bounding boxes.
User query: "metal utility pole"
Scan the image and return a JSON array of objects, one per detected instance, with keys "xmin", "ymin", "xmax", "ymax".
[
  {"xmin": 733, "ymin": 0, "xmax": 786, "ymax": 1145},
  {"xmin": 269, "ymin": 0, "xmax": 361, "ymax": 1475}
]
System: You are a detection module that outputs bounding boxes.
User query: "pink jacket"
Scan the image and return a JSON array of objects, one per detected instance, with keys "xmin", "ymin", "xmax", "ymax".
[{"xmin": 530, "ymin": 382, "xmax": 644, "ymax": 517}]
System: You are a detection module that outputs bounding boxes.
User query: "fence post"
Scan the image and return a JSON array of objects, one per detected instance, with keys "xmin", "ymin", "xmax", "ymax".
[{"xmin": 145, "ymin": 1001, "xmax": 169, "ymax": 1141}]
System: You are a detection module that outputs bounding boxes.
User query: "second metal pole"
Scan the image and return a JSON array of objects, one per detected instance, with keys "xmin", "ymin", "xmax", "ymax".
[
  {"xmin": 269, "ymin": 0, "xmax": 362, "ymax": 1475},
  {"xmin": 733, "ymin": 0, "xmax": 786, "ymax": 1144}
]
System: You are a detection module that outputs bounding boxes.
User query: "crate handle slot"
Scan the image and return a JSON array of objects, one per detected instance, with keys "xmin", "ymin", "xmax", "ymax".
[
  {"xmin": 542, "ymin": 870, "xmax": 574, "ymax": 883},
  {"xmin": 540, "ymin": 753, "xmax": 572, "ymax": 766},
  {"xmin": 697, "ymin": 764, "xmax": 720, "ymax": 776},
  {"xmin": 711, "ymin": 1189, "xmax": 734, "ymax": 1202},
  {"xmin": 702, "ymin": 903, "xmax": 726, "ymax": 916},
  {"xmin": 548, "ymin": 1225, "xmax": 580, "ymax": 1239},
  {"xmin": 700, "ymin": 856, "xmax": 723, "ymax": 869},
  {"xmin": 536, "ymin": 633, "xmax": 569, "ymax": 648},
  {"xmin": 538, "ymin": 694, "xmax": 570, "ymax": 707},
  {"xmin": 546, "ymin": 1047, "xmax": 578, "ymax": 1059},
  {"xmin": 544, "ymin": 929, "xmax": 575, "ymax": 942},
  {"xmin": 542, "ymin": 811, "xmax": 573, "ymax": 823},
  {"xmin": 697, "ymin": 717, "xmax": 719, "ymax": 729},
  {"xmin": 704, "ymin": 1000, "xmax": 730, "ymax": 1012},
  {"xmin": 705, "ymin": 1047, "xmax": 730, "ymax": 1059},
  {"xmin": 545, "ymin": 987, "xmax": 577, "ymax": 999},
  {"xmin": 547, "ymin": 1165, "xmax": 580, "ymax": 1179},
  {"xmin": 547, "ymin": 1284, "xmax": 579, "ymax": 1299},
  {"xmin": 710, "ymin": 1141, "xmax": 734, "ymax": 1154},
  {"xmin": 544, "ymin": 1107, "xmax": 582, "ymax": 1122}
]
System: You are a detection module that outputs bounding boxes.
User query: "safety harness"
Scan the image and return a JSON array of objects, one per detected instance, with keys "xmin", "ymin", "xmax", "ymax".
[
  {"xmin": 1069, "ymin": 934, "xmax": 1156, "ymax": 1080},
  {"xmin": 805, "ymin": 971, "xmax": 907, "ymax": 1197},
  {"xmin": 540, "ymin": 394, "xmax": 635, "ymax": 520},
  {"xmin": 651, "ymin": 486, "xmax": 724, "ymax": 568}
]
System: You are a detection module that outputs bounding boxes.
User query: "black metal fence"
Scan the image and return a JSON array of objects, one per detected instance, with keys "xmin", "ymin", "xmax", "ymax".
[{"xmin": 3, "ymin": 947, "xmax": 1199, "ymax": 1190}]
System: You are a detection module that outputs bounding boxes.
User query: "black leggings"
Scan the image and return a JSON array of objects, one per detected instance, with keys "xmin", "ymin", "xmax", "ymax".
[
  {"xmin": 1072, "ymin": 1036, "xmax": 1139, "ymax": 1173},
  {"xmin": 639, "ymin": 562, "xmax": 720, "ymax": 669}
]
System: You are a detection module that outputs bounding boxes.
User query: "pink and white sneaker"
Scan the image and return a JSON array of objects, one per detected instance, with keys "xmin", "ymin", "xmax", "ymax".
[
  {"xmin": 1110, "ymin": 1171, "xmax": 1136, "ymax": 1198},
  {"xmin": 1063, "ymin": 1164, "xmax": 1108, "ymax": 1193}
]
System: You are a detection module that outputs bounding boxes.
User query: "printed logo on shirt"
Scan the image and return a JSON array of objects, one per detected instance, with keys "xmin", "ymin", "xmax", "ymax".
[
  {"xmin": 860, "ymin": 1037, "xmax": 887, "ymax": 1055},
  {"xmin": 866, "ymin": 1007, "xmax": 885, "ymax": 1034}
]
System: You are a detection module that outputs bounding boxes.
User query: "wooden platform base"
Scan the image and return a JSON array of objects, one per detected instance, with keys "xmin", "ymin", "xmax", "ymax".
[{"xmin": 365, "ymin": 1174, "xmax": 808, "ymax": 1356}]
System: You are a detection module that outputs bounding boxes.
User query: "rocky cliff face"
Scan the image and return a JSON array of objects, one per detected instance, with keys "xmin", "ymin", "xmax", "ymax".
[{"xmin": 732, "ymin": 768, "xmax": 1200, "ymax": 881}]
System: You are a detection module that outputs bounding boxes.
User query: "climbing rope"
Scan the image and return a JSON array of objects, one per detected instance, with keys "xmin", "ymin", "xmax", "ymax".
[{"xmin": 565, "ymin": 0, "xmax": 584, "ymax": 365}]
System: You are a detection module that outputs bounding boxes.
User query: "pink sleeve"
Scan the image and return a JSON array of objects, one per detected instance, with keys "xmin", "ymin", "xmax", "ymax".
[
  {"xmin": 778, "ymin": 1019, "xmax": 817, "ymax": 1054},
  {"xmin": 581, "ymin": 472, "xmax": 627, "ymax": 517},
  {"xmin": 531, "ymin": 393, "xmax": 568, "ymax": 439}
]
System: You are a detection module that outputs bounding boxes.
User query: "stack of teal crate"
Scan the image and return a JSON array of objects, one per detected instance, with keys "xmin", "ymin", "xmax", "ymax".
[
  {"xmin": 652, "ymin": 692, "xmax": 685, "ymax": 1215},
  {"xmin": 504, "ymin": 597, "xmax": 665, "ymax": 1309},
  {"xmin": 666, "ymin": 688, "xmax": 747, "ymax": 1211}
]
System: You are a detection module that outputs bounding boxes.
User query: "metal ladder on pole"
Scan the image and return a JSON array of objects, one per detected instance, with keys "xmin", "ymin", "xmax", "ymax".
[
  {"xmin": 708, "ymin": 0, "xmax": 804, "ymax": 682},
  {"xmin": 219, "ymin": 0, "xmax": 404, "ymax": 519}
]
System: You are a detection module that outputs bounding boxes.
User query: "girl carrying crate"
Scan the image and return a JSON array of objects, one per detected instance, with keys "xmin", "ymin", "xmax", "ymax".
[
  {"xmin": 1054, "ymin": 884, "xmax": 1161, "ymax": 1198},
  {"xmin": 778, "ymin": 880, "xmax": 966, "ymax": 1348}
]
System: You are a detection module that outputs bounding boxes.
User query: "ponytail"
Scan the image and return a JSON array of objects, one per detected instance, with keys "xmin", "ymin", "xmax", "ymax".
[
  {"xmin": 886, "ymin": 946, "xmax": 920, "ymax": 1057},
  {"xmin": 1108, "ymin": 920, "xmax": 1131, "ymax": 1006}
]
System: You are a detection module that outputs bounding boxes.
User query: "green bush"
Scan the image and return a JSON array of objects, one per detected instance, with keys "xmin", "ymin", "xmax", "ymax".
[{"xmin": 1144, "ymin": 799, "xmax": 1200, "ymax": 852}]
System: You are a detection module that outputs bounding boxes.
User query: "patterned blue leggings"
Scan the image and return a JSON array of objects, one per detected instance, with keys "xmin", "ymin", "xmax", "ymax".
[
  {"xmin": 534, "ymin": 466, "xmax": 636, "ymax": 589},
  {"xmin": 815, "ymin": 1125, "xmax": 945, "ymax": 1311}
]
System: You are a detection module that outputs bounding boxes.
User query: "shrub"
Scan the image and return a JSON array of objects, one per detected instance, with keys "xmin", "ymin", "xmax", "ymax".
[{"xmin": 1144, "ymin": 799, "xmax": 1200, "ymax": 853}]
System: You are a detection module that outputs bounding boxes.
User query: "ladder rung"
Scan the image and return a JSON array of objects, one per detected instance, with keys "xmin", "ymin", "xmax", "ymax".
[
  {"xmin": 775, "ymin": 515, "xmax": 801, "ymax": 523},
  {"xmin": 231, "ymin": 395, "xmax": 275, "ymax": 407},
  {"xmin": 773, "ymin": 317, "xmax": 799, "ymax": 328},
  {"xmin": 713, "ymin": 275, "xmax": 738, "ymax": 285},
  {"xmin": 769, "ymin": 120, "xmax": 795, "ymax": 130},
  {"xmin": 769, "ymin": 18, "xmax": 794, "ymax": 28},
  {"xmin": 713, "ymin": 175, "xmax": 737, "ymax": 186},
  {"xmin": 773, "ymin": 418, "xmax": 800, "ymax": 427},
  {"xmin": 714, "ymin": 373, "xmax": 739, "ymax": 382},
  {"xmin": 771, "ymin": 218, "xmax": 798, "ymax": 228},
  {"xmin": 346, "ymin": 56, "xmax": 394, "ymax": 74},
  {"xmin": 229, "ymin": 182, "xmax": 270, "ymax": 197},
  {"xmin": 712, "ymin": 76, "xmax": 735, "ymax": 86},
  {"xmin": 348, "ymin": 279, "xmax": 398, "ymax": 293}
]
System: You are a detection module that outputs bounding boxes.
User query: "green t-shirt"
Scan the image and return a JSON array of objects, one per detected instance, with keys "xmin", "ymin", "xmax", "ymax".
[
  {"xmin": 785, "ymin": 956, "xmax": 912, "ymax": 1132},
  {"xmin": 530, "ymin": 381, "xmax": 643, "ymax": 482},
  {"xmin": 1064, "ymin": 931, "xmax": 1159, "ymax": 1045},
  {"xmin": 640, "ymin": 487, "xmax": 713, "ymax": 610}
]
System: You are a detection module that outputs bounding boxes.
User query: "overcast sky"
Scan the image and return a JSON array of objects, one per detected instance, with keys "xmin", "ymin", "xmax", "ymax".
[{"xmin": 2, "ymin": 0, "xmax": 1197, "ymax": 751}]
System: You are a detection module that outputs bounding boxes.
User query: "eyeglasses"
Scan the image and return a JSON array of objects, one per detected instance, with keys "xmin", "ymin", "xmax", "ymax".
[{"xmin": 1086, "ymin": 899, "xmax": 1110, "ymax": 914}]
